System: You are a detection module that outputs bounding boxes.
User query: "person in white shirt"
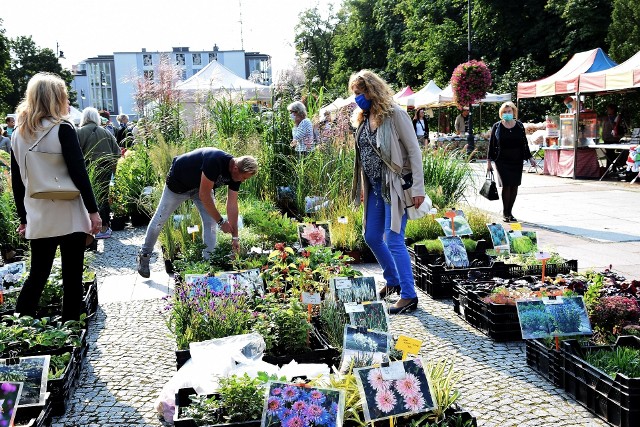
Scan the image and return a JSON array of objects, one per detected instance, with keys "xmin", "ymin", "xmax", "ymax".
[
  {"xmin": 412, "ymin": 108, "xmax": 430, "ymax": 147},
  {"xmin": 288, "ymin": 101, "xmax": 314, "ymax": 153}
]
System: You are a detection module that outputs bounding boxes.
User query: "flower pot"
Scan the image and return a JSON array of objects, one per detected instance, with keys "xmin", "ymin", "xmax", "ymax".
[
  {"xmin": 110, "ymin": 215, "xmax": 128, "ymax": 231},
  {"xmin": 343, "ymin": 249, "xmax": 362, "ymax": 263}
]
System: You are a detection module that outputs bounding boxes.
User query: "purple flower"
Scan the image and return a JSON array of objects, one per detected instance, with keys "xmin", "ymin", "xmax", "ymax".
[
  {"xmin": 291, "ymin": 400, "xmax": 306, "ymax": 413},
  {"xmin": 282, "ymin": 385, "xmax": 300, "ymax": 402},
  {"xmin": 304, "ymin": 404, "xmax": 325, "ymax": 423},
  {"xmin": 267, "ymin": 396, "xmax": 284, "ymax": 416},
  {"xmin": 282, "ymin": 415, "xmax": 305, "ymax": 427},
  {"xmin": 307, "ymin": 389, "xmax": 326, "ymax": 404}
]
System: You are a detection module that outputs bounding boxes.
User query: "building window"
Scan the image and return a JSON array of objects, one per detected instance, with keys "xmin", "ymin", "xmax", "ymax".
[
  {"xmin": 176, "ymin": 53, "xmax": 185, "ymax": 66},
  {"xmin": 143, "ymin": 54, "xmax": 153, "ymax": 67},
  {"xmin": 192, "ymin": 69, "xmax": 200, "ymax": 76},
  {"xmin": 144, "ymin": 70, "xmax": 154, "ymax": 80},
  {"xmin": 89, "ymin": 62, "xmax": 114, "ymax": 113},
  {"xmin": 192, "ymin": 54, "xmax": 201, "ymax": 66},
  {"xmin": 209, "ymin": 52, "xmax": 217, "ymax": 62}
]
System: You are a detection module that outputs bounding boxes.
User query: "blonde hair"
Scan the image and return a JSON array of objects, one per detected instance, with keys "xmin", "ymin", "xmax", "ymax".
[
  {"xmin": 235, "ymin": 155, "xmax": 258, "ymax": 175},
  {"xmin": 348, "ymin": 69, "xmax": 394, "ymax": 126},
  {"xmin": 16, "ymin": 72, "xmax": 70, "ymax": 139},
  {"xmin": 498, "ymin": 101, "xmax": 518, "ymax": 119}
]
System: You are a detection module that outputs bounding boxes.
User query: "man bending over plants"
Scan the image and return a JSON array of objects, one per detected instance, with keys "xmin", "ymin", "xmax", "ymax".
[{"xmin": 136, "ymin": 148, "xmax": 258, "ymax": 278}]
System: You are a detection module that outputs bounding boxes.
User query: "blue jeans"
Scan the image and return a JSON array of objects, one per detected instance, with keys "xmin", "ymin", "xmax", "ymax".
[
  {"xmin": 364, "ymin": 185, "xmax": 417, "ymax": 299},
  {"xmin": 141, "ymin": 186, "xmax": 217, "ymax": 259}
]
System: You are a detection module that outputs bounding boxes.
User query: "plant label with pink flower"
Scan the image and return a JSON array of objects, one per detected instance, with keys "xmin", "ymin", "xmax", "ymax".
[
  {"xmin": 354, "ymin": 358, "xmax": 437, "ymax": 422},
  {"xmin": 261, "ymin": 381, "xmax": 345, "ymax": 427},
  {"xmin": 298, "ymin": 222, "xmax": 331, "ymax": 248}
]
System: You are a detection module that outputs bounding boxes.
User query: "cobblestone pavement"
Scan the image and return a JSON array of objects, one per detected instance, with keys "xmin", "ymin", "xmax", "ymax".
[{"xmin": 52, "ymin": 227, "xmax": 608, "ymax": 426}]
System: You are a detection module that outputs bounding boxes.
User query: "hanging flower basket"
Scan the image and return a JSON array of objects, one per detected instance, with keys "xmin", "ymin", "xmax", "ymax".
[{"xmin": 451, "ymin": 60, "xmax": 492, "ymax": 108}]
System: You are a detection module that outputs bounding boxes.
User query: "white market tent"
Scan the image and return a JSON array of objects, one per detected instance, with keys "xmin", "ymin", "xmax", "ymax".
[
  {"xmin": 401, "ymin": 80, "xmax": 442, "ymax": 107},
  {"xmin": 175, "ymin": 60, "xmax": 272, "ymax": 103},
  {"xmin": 69, "ymin": 105, "xmax": 83, "ymax": 125},
  {"xmin": 319, "ymin": 95, "xmax": 355, "ymax": 118}
]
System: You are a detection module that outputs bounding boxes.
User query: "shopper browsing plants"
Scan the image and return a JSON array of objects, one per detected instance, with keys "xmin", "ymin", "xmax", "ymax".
[{"xmin": 349, "ymin": 69, "xmax": 425, "ymax": 314}]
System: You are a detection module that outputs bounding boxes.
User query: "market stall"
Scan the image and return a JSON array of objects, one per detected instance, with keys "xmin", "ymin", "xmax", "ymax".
[{"xmin": 517, "ymin": 48, "xmax": 618, "ymax": 179}]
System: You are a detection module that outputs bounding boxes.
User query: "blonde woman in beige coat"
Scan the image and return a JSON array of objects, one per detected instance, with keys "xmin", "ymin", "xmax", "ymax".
[{"xmin": 349, "ymin": 70, "xmax": 426, "ymax": 314}]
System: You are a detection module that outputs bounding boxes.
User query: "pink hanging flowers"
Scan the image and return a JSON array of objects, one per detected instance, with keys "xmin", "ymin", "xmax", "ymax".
[{"xmin": 451, "ymin": 60, "xmax": 492, "ymax": 109}]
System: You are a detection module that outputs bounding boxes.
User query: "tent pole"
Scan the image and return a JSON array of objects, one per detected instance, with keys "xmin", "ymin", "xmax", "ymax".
[{"xmin": 573, "ymin": 91, "xmax": 579, "ymax": 179}]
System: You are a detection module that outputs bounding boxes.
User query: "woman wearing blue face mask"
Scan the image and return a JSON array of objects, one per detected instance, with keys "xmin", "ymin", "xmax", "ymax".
[
  {"xmin": 349, "ymin": 69, "xmax": 426, "ymax": 314},
  {"xmin": 487, "ymin": 101, "xmax": 537, "ymax": 223},
  {"xmin": 288, "ymin": 101, "xmax": 314, "ymax": 154}
]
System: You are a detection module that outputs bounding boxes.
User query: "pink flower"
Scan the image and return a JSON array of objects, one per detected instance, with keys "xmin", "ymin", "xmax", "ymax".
[
  {"xmin": 395, "ymin": 373, "xmax": 421, "ymax": 399},
  {"xmin": 404, "ymin": 394, "xmax": 426, "ymax": 412},
  {"xmin": 367, "ymin": 368, "xmax": 390, "ymax": 392},
  {"xmin": 374, "ymin": 389, "xmax": 397, "ymax": 413},
  {"xmin": 301, "ymin": 224, "xmax": 326, "ymax": 246}
]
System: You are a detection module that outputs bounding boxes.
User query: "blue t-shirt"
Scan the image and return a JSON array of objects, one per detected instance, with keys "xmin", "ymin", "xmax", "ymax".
[{"xmin": 166, "ymin": 148, "xmax": 241, "ymax": 193}]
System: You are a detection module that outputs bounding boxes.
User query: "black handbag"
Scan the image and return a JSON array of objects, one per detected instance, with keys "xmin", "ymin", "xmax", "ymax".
[{"xmin": 479, "ymin": 171, "xmax": 499, "ymax": 200}]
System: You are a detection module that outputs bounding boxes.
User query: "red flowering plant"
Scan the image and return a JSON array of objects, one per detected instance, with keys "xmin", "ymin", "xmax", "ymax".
[
  {"xmin": 591, "ymin": 296, "xmax": 640, "ymax": 339},
  {"xmin": 451, "ymin": 60, "xmax": 492, "ymax": 108},
  {"xmin": 260, "ymin": 243, "xmax": 361, "ymax": 298}
]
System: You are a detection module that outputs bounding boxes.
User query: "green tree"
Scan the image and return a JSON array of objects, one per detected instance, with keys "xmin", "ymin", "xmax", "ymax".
[
  {"xmin": 4, "ymin": 36, "xmax": 75, "ymax": 111},
  {"xmin": 607, "ymin": 0, "xmax": 640, "ymax": 61},
  {"xmin": 330, "ymin": 0, "xmax": 389, "ymax": 91},
  {"xmin": 294, "ymin": 5, "xmax": 339, "ymax": 91},
  {"xmin": 0, "ymin": 19, "xmax": 12, "ymax": 115}
]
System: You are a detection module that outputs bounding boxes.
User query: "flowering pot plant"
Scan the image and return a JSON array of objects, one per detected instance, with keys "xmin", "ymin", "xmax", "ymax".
[
  {"xmin": 450, "ymin": 60, "xmax": 492, "ymax": 108},
  {"xmin": 263, "ymin": 382, "xmax": 343, "ymax": 427}
]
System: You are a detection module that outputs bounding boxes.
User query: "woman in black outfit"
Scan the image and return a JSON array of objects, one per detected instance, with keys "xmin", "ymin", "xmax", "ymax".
[
  {"xmin": 487, "ymin": 102, "xmax": 537, "ymax": 223},
  {"xmin": 412, "ymin": 108, "xmax": 430, "ymax": 147}
]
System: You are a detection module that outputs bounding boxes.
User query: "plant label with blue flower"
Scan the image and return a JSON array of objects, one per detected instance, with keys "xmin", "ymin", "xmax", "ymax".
[
  {"xmin": 0, "ymin": 382, "xmax": 22, "ymax": 426},
  {"xmin": 261, "ymin": 381, "xmax": 345, "ymax": 427},
  {"xmin": 516, "ymin": 296, "xmax": 592, "ymax": 339},
  {"xmin": 0, "ymin": 356, "xmax": 49, "ymax": 406}
]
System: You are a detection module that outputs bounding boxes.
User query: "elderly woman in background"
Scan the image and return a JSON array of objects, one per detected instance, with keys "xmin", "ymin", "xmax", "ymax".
[
  {"xmin": 487, "ymin": 101, "xmax": 537, "ymax": 223},
  {"xmin": 288, "ymin": 101, "xmax": 314, "ymax": 153},
  {"xmin": 10, "ymin": 73, "xmax": 101, "ymax": 321},
  {"xmin": 77, "ymin": 107, "xmax": 121, "ymax": 239},
  {"xmin": 349, "ymin": 69, "xmax": 426, "ymax": 314}
]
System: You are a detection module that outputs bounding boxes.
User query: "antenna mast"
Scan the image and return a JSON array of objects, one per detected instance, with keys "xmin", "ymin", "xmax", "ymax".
[{"xmin": 239, "ymin": 0, "xmax": 244, "ymax": 51}]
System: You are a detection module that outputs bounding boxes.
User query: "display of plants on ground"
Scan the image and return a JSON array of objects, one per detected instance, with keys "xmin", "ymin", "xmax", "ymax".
[
  {"xmin": 330, "ymin": 277, "xmax": 377, "ymax": 303},
  {"xmin": 347, "ymin": 301, "xmax": 389, "ymax": 333},
  {"xmin": 584, "ymin": 346, "xmax": 640, "ymax": 379},
  {"xmin": 516, "ymin": 297, "xmax": 592, "ymax": 339},
  {"xmin": 340, "ymin": 326, "xmax": 390, "ymax": 372},
  {"xmin": 438, "ymin": 236, "xmax": 469, "ymax": 268},
  {"xmin": 354, "ymin": 358, "xmax": 437, "ymax": 422},
  {"xmin": 262, "ymin": 382, "xmax": 344, "ymax": 427},
  {"xmin": 0, "ymin": 356, "xmax": 49, "ymax": 406}
]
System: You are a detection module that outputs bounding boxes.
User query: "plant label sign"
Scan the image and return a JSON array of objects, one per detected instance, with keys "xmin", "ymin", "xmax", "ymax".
[
  {"xmin": 542, "ymin": 296, "xmax": 563, "ymax": 305},
  {"xmin": 344, "ymin": 302, "xmax": 365, "ymax": 313},
  {"xmin": 535, "ymin": 251, "xmax": 551, "ymax": 261},
  {"xmin": 509, "ymin": 230, "xmax": 523, "ymax": 238},
  {"xmin": 301, "ymin": 292, "xmax": 322, "ymax": 305},
  {"xmin": 337, "ymin": 216, "xmax": 348, "ymax": 224},
  {"xmin": 334, "ymin": 279, "xmax": 352, "ymax": 290},
  {"xmin": 187, "ymin": 225, "xmax": 199, "ymax": 234},
  {"xmin": 395, "ymin": 335, "xmax": 422, "ymax": 356},
  {"xmin": 510, "ymin": 223, "xmax": 522, "ymax": 231},
  {"xmin": 380, "ymin": 361, "xmax": 406, "ymax": 381}
]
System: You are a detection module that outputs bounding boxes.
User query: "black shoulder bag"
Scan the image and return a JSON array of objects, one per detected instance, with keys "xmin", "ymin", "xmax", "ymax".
[{"xmin": 479, "ymin": 171, "xmax": 499, "ymax": 201}]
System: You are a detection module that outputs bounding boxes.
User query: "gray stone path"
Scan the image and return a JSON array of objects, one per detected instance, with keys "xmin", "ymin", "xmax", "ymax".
[{"xmin": 51, "ymin": 227, "xmax": 608, "ymax": 426}]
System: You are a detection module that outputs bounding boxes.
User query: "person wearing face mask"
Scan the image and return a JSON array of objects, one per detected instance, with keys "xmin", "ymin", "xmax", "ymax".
[
  {"xmin": 288, "ymin": 101, "xmax": 314, "ymax": 154},
  {"xmin": 487, "ymin": 102, "xmax": 536, "ymax": 223},
  {"xmin": 349, "ymin": 69, "xmax": 426, "ymax": 315}
]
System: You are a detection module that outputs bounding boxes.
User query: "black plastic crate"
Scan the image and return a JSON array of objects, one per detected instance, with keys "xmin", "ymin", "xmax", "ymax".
[
  {"xmin": 526, "ymin": 339, "xmax": 564, "ymax": 388},
  {"xmin": 562, "ymin": 336, "xmax": 640, "ymax": 427},
  {"xmin": 422, "ymin": 262, "xmax": 511, "ymax": 299}
]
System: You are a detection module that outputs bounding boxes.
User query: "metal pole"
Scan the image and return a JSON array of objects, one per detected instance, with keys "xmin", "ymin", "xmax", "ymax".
[{"xmin": 466, "ymin": 0, "xmax": 475, "ymax": 155}]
